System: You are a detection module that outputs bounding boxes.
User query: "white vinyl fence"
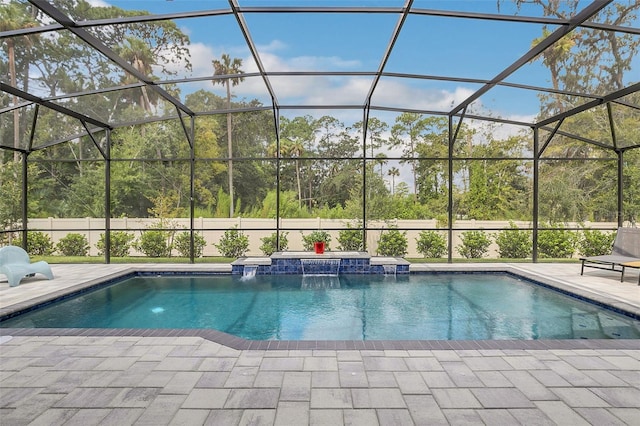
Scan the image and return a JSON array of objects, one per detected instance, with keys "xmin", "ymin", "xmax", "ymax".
[{"xmin": 24, "ymin": 217, "xmax": 620, "ymax": 258}]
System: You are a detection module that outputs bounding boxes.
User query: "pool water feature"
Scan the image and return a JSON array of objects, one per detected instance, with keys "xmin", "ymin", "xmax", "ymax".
[
  {"xmin": 2, "ymin": 273, "xmax": 639, "ymax": 340},
  {"xmin": 233, "ymin": 251, "xmax": 410, "ymax": 275},
  {"xmin": 242, "ymin": 265, "xmax": 258, "ymax": 279},
  {"xmin": 301, "ymin": 258, "xmax": 340, "ymax": 276}
]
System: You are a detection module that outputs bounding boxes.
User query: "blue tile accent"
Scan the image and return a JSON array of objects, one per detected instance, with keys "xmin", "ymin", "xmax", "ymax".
[{"xmin": 234, "ymin": 255, "xmax": 411, "ymax": 276}]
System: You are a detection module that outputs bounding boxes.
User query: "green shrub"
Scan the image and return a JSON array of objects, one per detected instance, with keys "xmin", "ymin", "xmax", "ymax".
[
  {"xmin": 16, "ymin": 231, "xmax": 54, "ymax": 256},
  {"xmin": 537, "ymin": 226, "xmax": 578, "ymax": 258},
  {"xmin": 415, "ymin": 230, "xmax": 447, "ymax": 258},
  {"xmin": 337, "ymin": 223, "xmax": 364, "ymax": 251},
  {"xmin": 301, "ymin": 230, "xmax": 331, "ymax": 251},
  {"xmin": 456, "ymin": 230, "xmax": 491, "ymax": 259},
  {"xmin": 578, "ymin": 228, "xmax": 615, "ymax": 257},
  {"xmin": 174, "ymin": 231, "xmax": 207, "ymax": 257},
  {"xmin": 56, "ymin": 233, "xmax": 89, "ymax": 256},
  {"xmin": 495, "ymin": 222, "xmax": 531, "ymax": 258},
  {"xmin": 260, "ymin": 231, "xmax": 289, "ymax": 256},
  {"xmin": 215, "ymin": 226, "xmax": 249, "ymax": 257},
  {"xmin": 136, "ymin": 230, "xmax": 172, "ymax": 257},
  {"xmin": 96, "ymin": 231, "xmax": 135, "ymax": 257},
  {"xmin": 377, "ymin": 228, "xmax": 408, "ymax": 257}
]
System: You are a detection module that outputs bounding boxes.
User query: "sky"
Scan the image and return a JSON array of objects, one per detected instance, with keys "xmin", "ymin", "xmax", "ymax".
[
  {"xmin": 0, "ymin": 0, "xmax": 622, "ymax": 193},
  {"xmin": 86, "ymin": 0, "xmax": 570, "ymax": 126},
  {"xmin": 75, "ymin": 0, "xmax": 638, "ymax": 189}
]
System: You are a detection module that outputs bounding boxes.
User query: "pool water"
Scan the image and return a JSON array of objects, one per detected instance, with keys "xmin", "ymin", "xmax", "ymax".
[{"xmin": 2, "ymin": 273, "xmax": 639, "ymax": 340}]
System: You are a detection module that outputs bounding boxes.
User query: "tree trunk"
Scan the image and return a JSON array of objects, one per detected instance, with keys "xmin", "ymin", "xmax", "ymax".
[
  {"xmin": 296, "ymin": 160, "xmax": 302, "ymax": 208},
  {"xmin": 9, "ymin": 40, "xmax": 20, "ymax": 163},
  {"xmin": 226, "ymin": 80, "xmax": 234, "ymax": 217}
]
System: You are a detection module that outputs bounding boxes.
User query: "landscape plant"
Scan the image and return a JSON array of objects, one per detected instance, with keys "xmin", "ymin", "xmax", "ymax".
[
  {"xmin": 337, "ymin": 222, "xmax": 364, "ymax": 251},
  {"xmin": 136, "ymin": 229, "xmax": 173, "ymax": 257},
  {"xmin": 456, "ymin": 230, "xmax": 491, "ymax": 259},
  {"xmin": 96, "ymin": 231, "xmax": 135, "ymax": 257},
  {"xmin": 415, "ymin": 230, "xmax": 447, "ymax": 258},
  {"xmin": 56, "ymin": 233, "xmax": 89, "ymax": 256},
  {"xmin": 537, "ymin": 225, "xmax": 578, "ymax": 258},
  {"xmin": 260, "ymin": 231, "xmax": 289, "ymax": 256},
  {"xmin": 377, "ymin": 227, "xmax": 408, "ymax": 257},
  {"xmin": 174, "ymin": 231, "xmax": 207, "ymax": 257},
  {"xmin": 301, "ymin": 230, "xmax": 331, "ymax": 251},
  {"xmin": 215, "ymin": 226, "xmax": 249, "ymax": 257},
  {"xmin": 495, "ymin": 222, "xmax": 531, "ymax": 258},
  {"xmin": 578, "ymin": 228, "xmax": 615, "ymax": 257},
  {"xmin": 16, "ymin": 231, "xmax": 54, "ymax": 256}
]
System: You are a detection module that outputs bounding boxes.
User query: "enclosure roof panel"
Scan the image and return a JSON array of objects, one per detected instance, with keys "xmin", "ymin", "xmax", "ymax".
[{"xmin": 0, "ymin": 0, "xmax": 638, "ymax": 151}]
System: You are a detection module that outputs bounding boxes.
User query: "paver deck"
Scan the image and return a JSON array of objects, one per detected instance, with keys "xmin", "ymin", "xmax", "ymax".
[{"xmin": 1, "ymin": 263, "xmax": 639, "ymax": 425}]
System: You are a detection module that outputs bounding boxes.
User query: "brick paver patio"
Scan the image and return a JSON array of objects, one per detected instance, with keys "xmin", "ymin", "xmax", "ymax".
[{"xmin": 1, "ymin": 263, "xmax": 639, "ymax": 425}]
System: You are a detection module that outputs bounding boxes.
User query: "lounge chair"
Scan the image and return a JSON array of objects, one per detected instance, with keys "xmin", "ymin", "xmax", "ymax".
[
  {"xmin": 621, "ymin": 261, "xmax": 640, "ymax": 285},
  {"xmin": 580, "ymin": 227, "xmax": 640, "ymax": 282},
  {"xmin": 0, "ymin": 245, "xmax": 54, "ymax": 287}
]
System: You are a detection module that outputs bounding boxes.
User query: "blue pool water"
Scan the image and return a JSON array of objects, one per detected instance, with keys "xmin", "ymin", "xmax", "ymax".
[{"xmin": 2, "ymin": 273, "xmax": 639, "ymax": 340}]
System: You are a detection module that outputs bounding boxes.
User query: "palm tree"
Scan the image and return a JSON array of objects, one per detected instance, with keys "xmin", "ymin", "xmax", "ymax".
[
  {"xmin": 375, "ymin": 153, "xmax": 388, "ymax": 179},
  {"xmin": 212, "ymin": 54, "xmax": 244, "ymax": 217},
  {"xmin": 1, "ymin": 3, "xmax": 36, "ymax": 162},
  {"xmin": 388, "ymin": 167, "xmax": 400, "ymax": 195},
  {"xmin": 117, "ymin": 36, "xmax": 156, "ymax": 112}
]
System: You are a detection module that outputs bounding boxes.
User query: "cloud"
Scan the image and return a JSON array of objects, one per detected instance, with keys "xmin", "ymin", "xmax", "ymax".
[
  {"xmin": 186, "ymin": 43, "xmax": 217, "ymax": 77},
  {"xmin": 153, "ymin": 42, "xmax": 215, "ymax": 90},
  {"xmin": 256, "ymin": 40, "xmax": 287, "ymax": 53},
  {"xmin": 86, "ymin": 0, "xmax": 111, "ymax": 6},
  {"xmin": 152, "ymin": 37, "xmax": 539, "ymax": 134}
]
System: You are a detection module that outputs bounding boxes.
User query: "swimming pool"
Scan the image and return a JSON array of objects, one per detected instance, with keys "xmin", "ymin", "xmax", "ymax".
[{"xmin": 2, "ymin": 272, "xmax": 639, "ymax": 340}]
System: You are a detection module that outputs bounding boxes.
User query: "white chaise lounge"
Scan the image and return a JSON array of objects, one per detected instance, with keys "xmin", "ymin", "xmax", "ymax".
[{"xmin": 0, "ymin": 245, "xmax": 54, "ymax": 287}]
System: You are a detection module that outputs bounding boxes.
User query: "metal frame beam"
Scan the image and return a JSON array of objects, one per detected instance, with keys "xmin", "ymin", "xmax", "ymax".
[
  {"xmin": 450, "ymin": 0, "xmax": 613, "ymax": 117},
  {"xmin": 364, "ymin": 0, "xmax": 413, "ymax": 107},
  {"xmin": 535, "ymin": 82, "xmax": 640, "ymax": 128},
  {"xmin": 28, "ymin": 0, "xmax": 195, "ymax": 118},
  {"xmin": 1, "ymin": 83, "xmax": 110, "ymax": 131},
  {"xmin": 229, "ymin": 0, "xmax": 279, "ymax": 109}
]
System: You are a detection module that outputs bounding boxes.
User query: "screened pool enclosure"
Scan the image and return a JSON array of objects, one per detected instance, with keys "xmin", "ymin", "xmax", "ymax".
[{"xmin": 1, "ymin": 0, "xmax": 639, "ymax": 262}]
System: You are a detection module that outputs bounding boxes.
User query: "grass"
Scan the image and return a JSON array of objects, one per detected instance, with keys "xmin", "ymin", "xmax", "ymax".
[
  {"xmin": 407, "ymin": 257, "xmax": 580, "ymax": 263},
  {"xmin": 35, "ymin": 255, "xmax": 581, "ymax": 264},
  {"xmin": 33, "ymin": 256, "xmax": 236, "ymax": 264}
]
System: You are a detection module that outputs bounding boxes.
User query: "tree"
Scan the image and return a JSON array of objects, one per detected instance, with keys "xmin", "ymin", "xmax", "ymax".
[
  {"xmin": 375, "ymin": 153, "xmax": 388, "ymax": 179},
  {"xmin": 284, "ymin": 140, "xmax": 305, "ymax": 208},
  {"xmin": 353, "ymin": 117, "xmax": 388, "ymax": 159},
  {"xmin": 280, "ymin": 116, "xmax": 315, "ymax": 208},
  {"xmin": 27, "ymin": 0, "xmax": 192, "ymax": 123},
  {"xmin": 212, "ymin": 54, "xmax": 244, "ymax": 217},
  {"xmin": 0, "ymin": 2, "xmax": 36, "ymax": 161},
  {"xmin": 530, "ymin": 28, "xmax": 577, "ymax": 115},
  {"xmin": 390, "ymin": 113, "xmax": 427, "ymax": 197},
  {"xmin": 387, "ymin": 167, "xmax": 400, "ymax": 195},
  {"xmin": 116, "ymin": 36, "xmax": 157, "ymax": 112},
  {"xmin": 0, "ymin": 162, "xmax": 23, "ymax": 243},
  {"xmin": 316, "ymin": 118, "xmax": 361, "ymax": 210},
  {"xmin": 526, "ymin": 2, "xmax": 639, "ymax": 222},
  {"xmin": 461, "ymin": 136, "xmax": 530, "ymax": 220},
  {"xmin": 413, "ymin": 116, "xmax": 453, "ymax": 216}
]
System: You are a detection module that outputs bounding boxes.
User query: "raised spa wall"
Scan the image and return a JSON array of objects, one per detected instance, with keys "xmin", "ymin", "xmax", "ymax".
[{"xmin": 231, "ymin": 251, "xmax": 410, "ymax": 275}]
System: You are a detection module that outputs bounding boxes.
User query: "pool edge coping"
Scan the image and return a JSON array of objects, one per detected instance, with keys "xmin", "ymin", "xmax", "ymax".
[{"xmin": 2, "ymin": 264, "xmax": 639, "ymax": 351}]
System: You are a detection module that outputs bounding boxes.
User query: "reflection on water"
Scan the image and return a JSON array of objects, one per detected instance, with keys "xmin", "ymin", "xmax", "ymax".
[
  {"xmin": 2, "ymin": 274, "xmax": 639, "ymax": 341},
  {"xmin": 301, "ymin": 276, "xmax": 341, "ymax": 289}
]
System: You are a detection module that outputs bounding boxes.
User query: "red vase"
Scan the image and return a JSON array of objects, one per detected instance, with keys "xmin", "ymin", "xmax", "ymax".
[{"xmin": 314, "ymin": 241, "xmax": 325, "ymax": 254}]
